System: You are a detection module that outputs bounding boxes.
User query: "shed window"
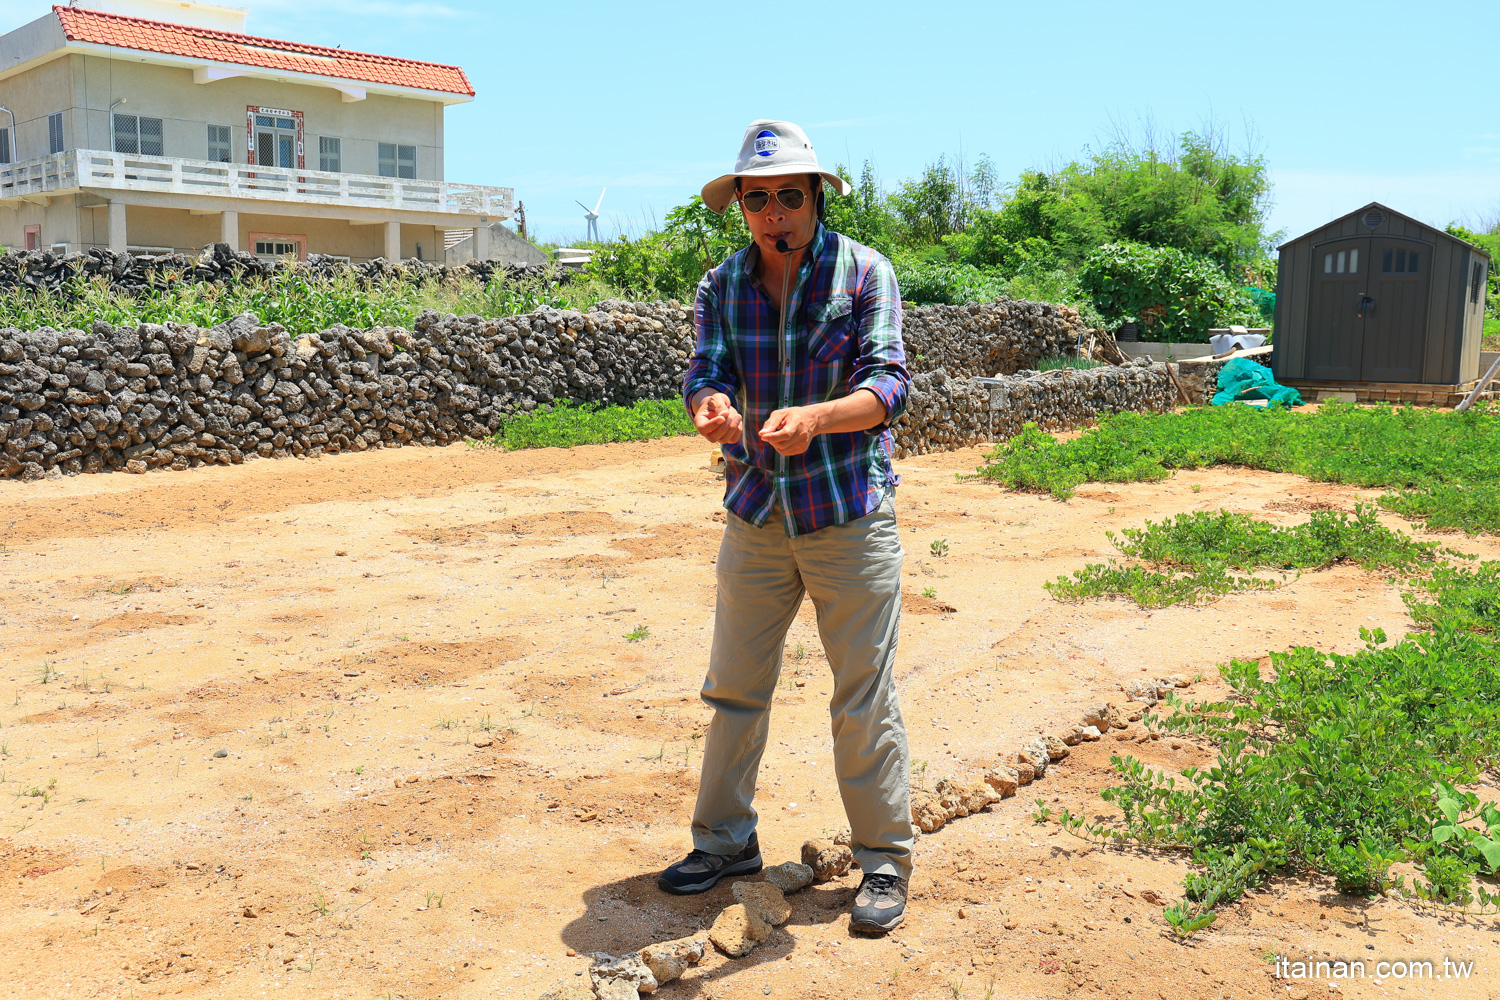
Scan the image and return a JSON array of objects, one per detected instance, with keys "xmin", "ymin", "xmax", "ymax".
[
  {"xmin": 1348, "ymin": 249, "xmax": 1358, "ymax": 273},
  {"xmin": 1323, "ymin": 253, "xmax": 1332, "ymax": 273},
  {"xmin": 1381, "ymin": 248, "xmax": 1419, "ymax": 274},
  {"xmin": 207, "ymin": 124, "xmax": 232, "ymax": 162},
  {"xmin": 319, "ymin": 136, "xmax": 341, "ymax": 173},
  {"xmin": 48, "ymin": 112, "xmax": 64, "ymax": 154},
  {"xmin": 1476, "ymin": 262, "xmax": 1488, "ymax": 305},
  {"xmin": 378, "ymin": 143, "xmax": 416, "ymax": 179}
]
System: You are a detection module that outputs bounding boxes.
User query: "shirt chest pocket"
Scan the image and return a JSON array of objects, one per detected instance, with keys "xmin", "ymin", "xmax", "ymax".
[{"xmin": 806, "ymin": 295, "xmax": 855, "ymax": 364}]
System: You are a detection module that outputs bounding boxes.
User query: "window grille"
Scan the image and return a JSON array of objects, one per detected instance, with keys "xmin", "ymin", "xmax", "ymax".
[
  {"xmin": 114, "ymin": 115, "xmax": 165, "ymax": 156},
  {"xmin": 207, "ymin": 124, "xmax": 232, "ymax": 162},
  {"xmin": 48, "ymin": 112, "xmax": 63, "ymax": 154},
  {"xmin": 139, "ymin": 117, "xmax": 163, "ymax": 156},
  {"xmin": 378, "ymin": 142, "xmax": 416, "ymax": 179},
  {"xmin": 319, "ymin": 136, "xmax": 341, "ymax": 173}
]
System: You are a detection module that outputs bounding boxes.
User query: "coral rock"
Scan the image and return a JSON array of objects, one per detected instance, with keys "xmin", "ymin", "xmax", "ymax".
[
  {"xmin": 637, "ymin": 933, "xmax": 707, "ymax": 986},
  {"xmin": 708, "ymin": 903, "xmax": 771, "ymax": 958},
  {"xmin": 801, "ymin": 839, "xmax": 854, "ymax": 882},
  {"xmin": 733, "ymin": 881, "xmax": 792, "ymax": 926},
  {"xmin": 984, "ymin": 765, "xmax": 1019, "ymax": 797},
  {"xmin": 763, "ymin": 861, "xmax": 815, "ymax": 894}
]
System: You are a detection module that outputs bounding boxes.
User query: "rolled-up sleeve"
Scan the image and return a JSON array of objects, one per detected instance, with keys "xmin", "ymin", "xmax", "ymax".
[
  {"xmin": 847, "ymin": 255, "xmax": 909, "ymax": 433},
  {"xmin": 683, "ymin": 270, "xmax": 740, "ymax": 412}
]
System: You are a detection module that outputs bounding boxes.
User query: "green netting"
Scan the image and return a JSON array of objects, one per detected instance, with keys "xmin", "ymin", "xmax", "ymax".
[
  {"xmin": 1243, "ymin": 286, "xmax": 1276, "ymax": 322},
  {"xmin": 1212, "ymin": 357, "xmax": 1303, "ymax": 407}
]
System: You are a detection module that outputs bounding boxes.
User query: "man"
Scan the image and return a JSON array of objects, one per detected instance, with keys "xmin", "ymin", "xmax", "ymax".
[{"xmin": 658, "ymin": 120, "xmax": 914, "ymax": 934}]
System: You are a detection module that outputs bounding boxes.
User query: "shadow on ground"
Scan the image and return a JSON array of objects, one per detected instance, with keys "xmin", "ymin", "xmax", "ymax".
[{"xmin": 560, "ymin": 871, "xmax": 857, "ymax": 994}]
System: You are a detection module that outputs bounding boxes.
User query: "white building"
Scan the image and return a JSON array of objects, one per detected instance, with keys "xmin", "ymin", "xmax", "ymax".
[{"xmin": 0, "ymin": 0, "xmax": 514, "ymax": 262}]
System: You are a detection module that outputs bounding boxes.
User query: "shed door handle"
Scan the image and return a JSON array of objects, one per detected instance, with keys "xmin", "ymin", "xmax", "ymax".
[{"xmin": 1357, "ymin": 294, "xmax": 1375, "ymax": 319}]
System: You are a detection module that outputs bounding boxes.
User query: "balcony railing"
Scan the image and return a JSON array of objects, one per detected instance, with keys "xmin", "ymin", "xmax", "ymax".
[{"xmin": 0, "ymin": 149, "xmax": 513, "ymax": 219}]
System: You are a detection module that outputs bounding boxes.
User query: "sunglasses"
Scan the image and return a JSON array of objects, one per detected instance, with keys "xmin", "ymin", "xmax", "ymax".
[{"xmin": 738, "ymin": 187, "xmax": 809, "ymax": 213}]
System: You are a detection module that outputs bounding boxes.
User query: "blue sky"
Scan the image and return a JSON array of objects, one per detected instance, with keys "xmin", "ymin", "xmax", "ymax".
[{"xmin": 11, "ymin": 0, "xmax": 1499, "ymax": 246}]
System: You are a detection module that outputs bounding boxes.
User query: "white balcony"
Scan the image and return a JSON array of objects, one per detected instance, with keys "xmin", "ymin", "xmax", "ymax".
[{"xmin": 0, "ymin": 149, "xmax": 513, "ymax": 220}]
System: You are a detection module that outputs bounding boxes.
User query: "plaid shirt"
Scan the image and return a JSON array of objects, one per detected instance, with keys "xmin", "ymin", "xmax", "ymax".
[{"xmin": 684, "ymin": 224, "xmax": 909, "ymax": 537}]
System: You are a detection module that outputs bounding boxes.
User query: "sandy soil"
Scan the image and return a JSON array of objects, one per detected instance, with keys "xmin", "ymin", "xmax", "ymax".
[{"xmin": 3, "ymin": 433, "xmax": 1499, "ymax": 1000}]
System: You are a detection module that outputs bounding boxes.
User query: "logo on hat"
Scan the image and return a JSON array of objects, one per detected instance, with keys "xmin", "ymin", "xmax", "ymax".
[{"xmin": 754, "ymin": 130, "xmax": 780, "ymax": 157}]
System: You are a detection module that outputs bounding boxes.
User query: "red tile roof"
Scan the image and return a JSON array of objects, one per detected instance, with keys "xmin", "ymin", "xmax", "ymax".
[{"xmin": 52, "ymin": 5, "xmax": 473, "ymax": 97}]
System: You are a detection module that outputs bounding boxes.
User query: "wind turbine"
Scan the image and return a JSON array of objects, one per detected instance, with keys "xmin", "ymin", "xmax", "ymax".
[{"xmin": 576, "ymin": 187, "xmax": 606, "ymax": 242}]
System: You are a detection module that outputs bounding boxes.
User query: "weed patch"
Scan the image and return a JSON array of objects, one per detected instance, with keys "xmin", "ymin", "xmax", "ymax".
[
  {"xmin": 1046, "ymin": 506, "xmax": 1455, "ymax": 607},
  {"xmin": 472, "ymin": 400, "xmax": 694, "ymax": 451},
  {"xmin": 970, "ymin": 403, "xmax": 1500, "ymax": 534},
  {"xmin": 1047, "ymin": 562, "xmax": 1500, "ymax": 933}
]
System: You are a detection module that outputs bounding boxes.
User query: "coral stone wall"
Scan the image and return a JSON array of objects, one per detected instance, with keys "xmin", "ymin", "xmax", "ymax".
[{"xmin": 0, "ymin": 296, "xmax": 1208, "ymax": 481}]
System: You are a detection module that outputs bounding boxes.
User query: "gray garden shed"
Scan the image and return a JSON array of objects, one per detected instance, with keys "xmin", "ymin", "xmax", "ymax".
[{"xmin": 1272, "ymin": 202, "xmax": 1490, "ymax": 387}]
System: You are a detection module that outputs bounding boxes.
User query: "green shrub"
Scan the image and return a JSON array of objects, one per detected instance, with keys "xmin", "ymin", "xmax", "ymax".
[
  {"xmin": 472, "ymin": 399, "xmax": 694, "ymax": 451},
  {"xmin": 0, "ymin": 267, "xmax": 612, "ymax": 334},
  {"xmin": 1079, "ymin": 241, "xmax": 1261, "ymax": 341},
  {"xmin": 891, "ymin": 261, "xmax": 1008, "ymax": 306}
]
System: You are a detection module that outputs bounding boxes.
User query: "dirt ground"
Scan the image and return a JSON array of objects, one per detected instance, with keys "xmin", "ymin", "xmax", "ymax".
[{"xmin": 3, "ymin": 431, "xmax": 1500, "ymax": 1000}]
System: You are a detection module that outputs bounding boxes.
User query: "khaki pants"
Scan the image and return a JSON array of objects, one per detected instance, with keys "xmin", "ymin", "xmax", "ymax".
[{"xmin": 691, "ymin": 490, "xmax": 914, "ymax": 879}]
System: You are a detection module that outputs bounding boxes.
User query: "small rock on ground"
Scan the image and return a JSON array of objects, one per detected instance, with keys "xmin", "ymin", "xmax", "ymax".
[
  {"xmin": 637, "ymin": 933, "xmax": 707, "ymax": 986},
  {"xmin": 763, "ymin": 861, "xmax": 814, "ymax": 894},
  {"xmin": 801, "ymin": 839, "xmax": 853, "ymax": 882},
  {"xmin": 984, "ymin": 764, "xmax": 1018, "ymax": 797},
  {"xmin": 734, "ymin": 881, "xmax": 792, "ymax": 926},
  {"xmin": 709, "ymin": 903, "xmax": 772, "ymax": 958},
  {"xmin": 589, "ymin": 952, "xmax": 657, "ymax": 996}
]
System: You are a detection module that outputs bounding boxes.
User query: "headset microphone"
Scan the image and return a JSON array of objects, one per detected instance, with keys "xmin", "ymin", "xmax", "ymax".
[{"xmin": 775, "ymin": 236, "xmax": 814, "ymax": 253}]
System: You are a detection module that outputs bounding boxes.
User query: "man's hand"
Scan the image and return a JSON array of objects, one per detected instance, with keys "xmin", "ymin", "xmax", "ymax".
[
  {"xmin": 759, "ymin": 405, "xmax": 822, "ymax": 456},
  {"xmin": 692, "ymin": 391, "xmax": 744, "ymax": 445}
]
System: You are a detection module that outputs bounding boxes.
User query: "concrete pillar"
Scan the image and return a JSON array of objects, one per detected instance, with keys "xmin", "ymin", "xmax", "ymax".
[
  {"xmin": 383, "ymin": 220, "xmax": 401, "ymax": 262},
  {"xmin": 473, "ymin": 223, "xmax": 491, "ymax": 262},
  {"xmin": 107, "ymin": 201, "xmax": 127, "ymax": 253},
  {"xmin": 220, "ymin": 210, "xmax": 239, "ymax": 249}
]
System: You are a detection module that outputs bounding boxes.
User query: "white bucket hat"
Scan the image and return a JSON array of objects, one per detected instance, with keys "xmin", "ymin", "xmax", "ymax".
[{"xmin": 700, "ymin": 119, "xmax": 852, "ymax": 215}]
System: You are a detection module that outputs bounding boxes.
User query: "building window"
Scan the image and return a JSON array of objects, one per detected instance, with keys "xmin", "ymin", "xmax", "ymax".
[
  {"xmin": 250, "ymin": 233, "xmax": 306, "ymax": 260},
  {"xmin": 378, "ymin": 142, "xmax": 416, "ymax": 179},
  {"xmin": 319, "ymin": 136, "xmax": 341, "ymax": 173},
  {"xmin": 207, "ymin": 124, "xmax": 232, "ymax": 162},
  {"xmin": 114, "ymin": 114, "xmax": 164, "ymax": 156},
  {"xmin": 48, "ymin": 113, "xmax": 63, "ymax": 154},
  {"xmin": 253, "ymin": 114, "xmax": 298, "ymax": 168},
  {"xmin": 0, "ymin": 127, "xmax": 10, "ymax": 164}
]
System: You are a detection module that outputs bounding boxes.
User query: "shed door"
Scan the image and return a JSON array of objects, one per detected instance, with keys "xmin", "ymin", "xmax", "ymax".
[
  {"xmin": 1361, "ymin": 238, "xmax": 1431, "ymax": 382},
  {"xmin": 1306, "ymin": 239, "xmax": 1369, "ymax": 380}
]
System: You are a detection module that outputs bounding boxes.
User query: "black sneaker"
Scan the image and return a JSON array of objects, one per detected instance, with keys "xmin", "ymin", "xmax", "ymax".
[
  {"xmin": 849, "ymin": 872, "xmax": 907, "ymax": 933},
  {"xmin": 656, "ymin": 832, "xmax": 762, "ymax": 895}
]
